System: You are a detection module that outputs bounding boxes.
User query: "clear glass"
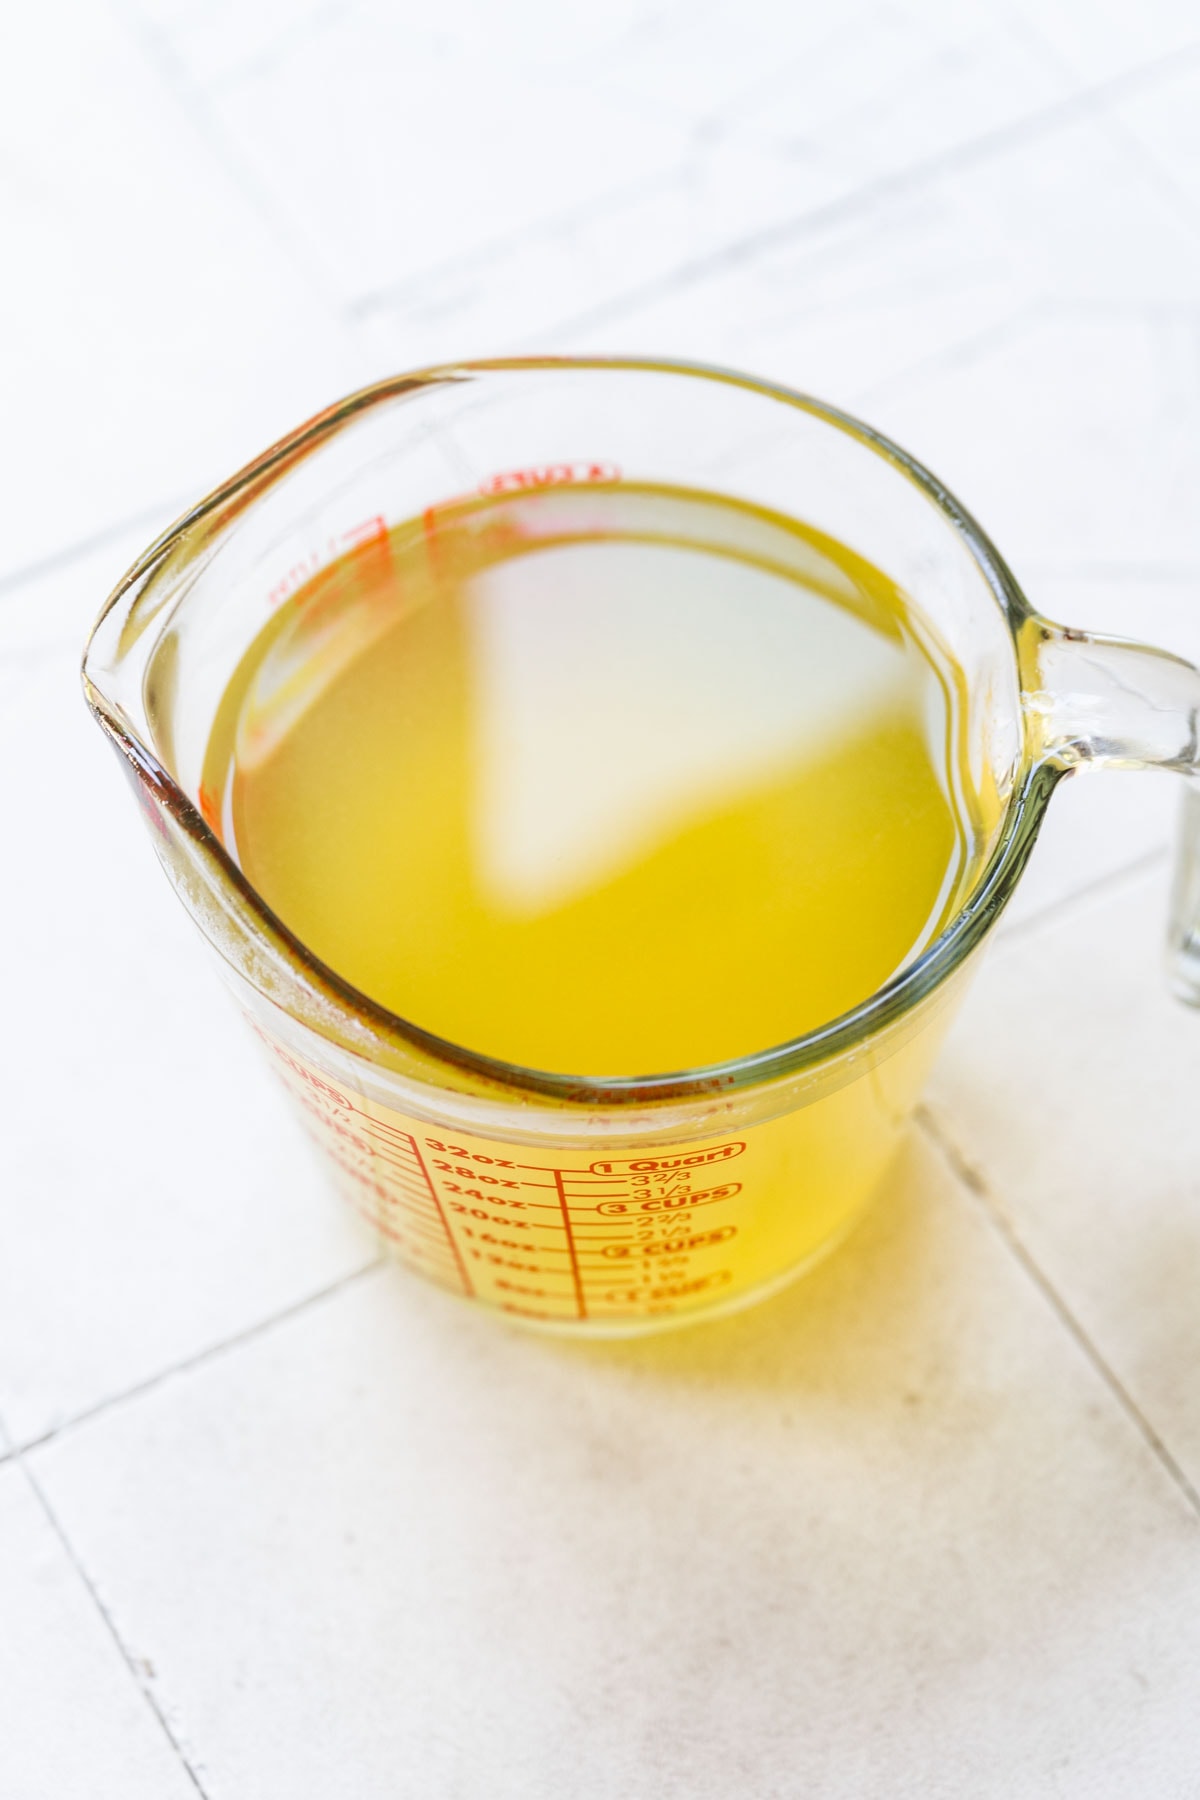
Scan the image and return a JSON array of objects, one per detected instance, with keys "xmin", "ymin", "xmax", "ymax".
[{"xmin": 81, "ymin": 359, "xmax": 1200, "ymax": 1335}]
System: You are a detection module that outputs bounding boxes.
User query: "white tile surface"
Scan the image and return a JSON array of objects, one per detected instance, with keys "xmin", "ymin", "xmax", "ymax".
[
  {"xmin": 847, "ymin": 116, "xmax": 1200, "ymax": 581},
  {"xmin": 131, "ymin": 0, "xmax": 1073, "ymax": 327},
  {"xmin": 345, "ymin": 6, "xmax": 1079, "ymax": 371},
  {"xmin": 137, "ymin": 1, "xmax": 695, "ymax": 308},
  {"xmin": 632, "ymin": 0, "xmax": 1068, "ymax": 162},
  {"xmin": 1116, "ymin": 59, "xmax": 1200, "ymax": 228},
  {"xmin": 1008, "ymin": 0, "xmax": 1200, "ymax": 86},
  {"xmin": 7, "ymin": 0, "xmax": 1200, "ymax": 1789},
  {"xmin": 31, "ymin": 1137, "xmax": 1200, "ymax": 1799},
  {"xmin": 538, "ymin": 114, "xmax": 1200, "ymax": 509},
  {"xmin": 0, "ymin": 0, "xmax": 364, "ymax": 586},
  {"xmin": 866, "ymin": 303, "xmax": 1200, "ymax": 577},
  {"xmin": 998, "ymin": 771, "xmax": 1174, "ymax": 934},
  {"xmin": 0, "ymin": 1465, "xmax": 197, "ymax": 1799},
  {"xmin": 926, "ymin": 865, "xmax": 1200, "ymax": 1493}
]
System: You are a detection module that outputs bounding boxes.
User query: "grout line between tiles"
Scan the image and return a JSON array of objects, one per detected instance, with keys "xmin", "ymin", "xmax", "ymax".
[
  {"xmin": 0, "ymin": 495, "xmax": 195, "ymax": 603},
  {"xmin": 338, "ymin": 34, "xmax": 1200, "ymax": 337},
  {"xmin": 524, "ymin": 37, "xmax": 1200, "ymax": 348},
  {"xmin": 1008, "ymin": 0, "xmax": 1200, "ymax": 249},
  {"xmin": 4, "ymin": 1374, "xmax": 209, "ymax": 1792},
  {"xmin": 1099, "ymin": 106, "xmax": 1200, "ymax": 246},
  {"xmin": 347, "ymin": 164, "xmax": 689, "ymax": 323},
  {"xmin": 118, "ymin": 1, "xmax": 344, "ymax": 315},
  {"xmin": 0, "ymin": 1256, "xmax": 385, "ymax": 1468},
  {"xmin": 0, "ymin": 1257, "xmax": 386, "ymax": 1791},
  {"xmin": 915, "ymin": 1104, "xmax": 1200, "ymax": 1521},
  {"xmin": 996, "ymin": 842, "xmax": 1170, "ymax": 947},
  {"xmin": 16, "ymin": 1455, "xmax": 212, "ymax": 1797},
  {"xmin": 199, "ymin": 0, "xmax": 344, "ymax": 97},
  {"xmin": 851, "ymin": 303, "xmax": 1045, "ymax": 409},
  {"xmin": 1016, "ymin": 561, "xmax": 1200, "ymax": 583}
]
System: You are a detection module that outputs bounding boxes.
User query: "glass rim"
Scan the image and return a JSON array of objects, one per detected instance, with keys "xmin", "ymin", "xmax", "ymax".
[{"xmin": 84, "ymin": 355, "xmax": 1057, "ymax": 1105}]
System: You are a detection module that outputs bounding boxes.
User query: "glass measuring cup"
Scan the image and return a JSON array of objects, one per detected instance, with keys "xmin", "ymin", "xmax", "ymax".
[{"xmin": 82, "ymin": 359, "xmax": 1200, "ymax": 1335}]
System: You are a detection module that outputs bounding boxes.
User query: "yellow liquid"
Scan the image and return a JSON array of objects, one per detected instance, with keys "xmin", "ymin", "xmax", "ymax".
[
  {"xmin": 200, "ymin": 482, "xmax": 991, "ymax": 1328},
  {"xmin": 205, "ymin": 484, "xmax": 982, "ymax": 1077}
]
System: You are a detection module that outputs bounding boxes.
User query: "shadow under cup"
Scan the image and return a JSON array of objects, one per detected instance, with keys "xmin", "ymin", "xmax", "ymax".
[{"xmin": 81, "ymin": 358, "xmax": 1200, "ymax": 1335}]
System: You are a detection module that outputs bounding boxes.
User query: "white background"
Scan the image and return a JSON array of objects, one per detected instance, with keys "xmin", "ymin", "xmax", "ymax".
[{"xmin": 3, "ymin": 1, "xmax": 1200, "ymax": 1793}]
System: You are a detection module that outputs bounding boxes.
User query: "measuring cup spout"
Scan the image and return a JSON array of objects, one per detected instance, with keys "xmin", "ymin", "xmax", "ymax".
[{"xmin": 1020, "ymin": 616, "xmax": 1200, "ymax": 1003}]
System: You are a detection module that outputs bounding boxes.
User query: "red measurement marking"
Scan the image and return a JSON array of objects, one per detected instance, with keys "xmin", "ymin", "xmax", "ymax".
[
  {"xmin": 601, "ymin": 1224, "xmax": 737, "ymax": 1259},
  {"xmin": 266, "ymin": 514, "xmax": 389, "ymax": 609},
  {"xmin": 590, "ymin": 1142, "xmax": 745, "ymax": 1176},
  {"xmin": 267, "ymin": 554, "xmax": 319, "ymax": 610},
  {"xmin": 553, "ymin": 1168, "xmax": 587, "ymax": 1320},
  {"xmin": 608, "ymin": 1269, "xmax": 732, "ymax": 1306},
  {"xmin": 410, "ymin": 1137, "xmax": 475, "ymax": 1300},
  {"xmin": 422, "ymin": 460, "xmax": 622, "ymax": 538},
  {"xmin": 198, "ymin": 782, "xmax": 221, "ymax": 832},
  {"xmin": 346, "ymin": 1194, "xmax": 456, "ymax": 1262},
  {"xmin": 340, "ymin": 513, "xmax": 386, "ymax": 549},
  {"xmin": 255, "ymin": 1032, "xmax": 351, "ymax": 1110},
  {"xmin": 128, "ymin": 765, "xmax": 170, "ymax": 843},
  {"xmin": 478, "ymin": 460, "xmax": 620, "ymax": 496},
  {"xmin": 595, "ymin": 1182, "xmax": 742, "ymax": 1216}
]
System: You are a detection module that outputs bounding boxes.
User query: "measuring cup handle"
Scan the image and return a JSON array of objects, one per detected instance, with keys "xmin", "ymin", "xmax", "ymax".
[{"xmin": 1021, "ymin": 616, "xmax": 1200, "ymax": 1003}]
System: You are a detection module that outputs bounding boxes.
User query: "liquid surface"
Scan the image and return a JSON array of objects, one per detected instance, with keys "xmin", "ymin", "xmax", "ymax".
[{"xmin": 204, "ymin": 484, "xmax": 983, "ymax": 1075}]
